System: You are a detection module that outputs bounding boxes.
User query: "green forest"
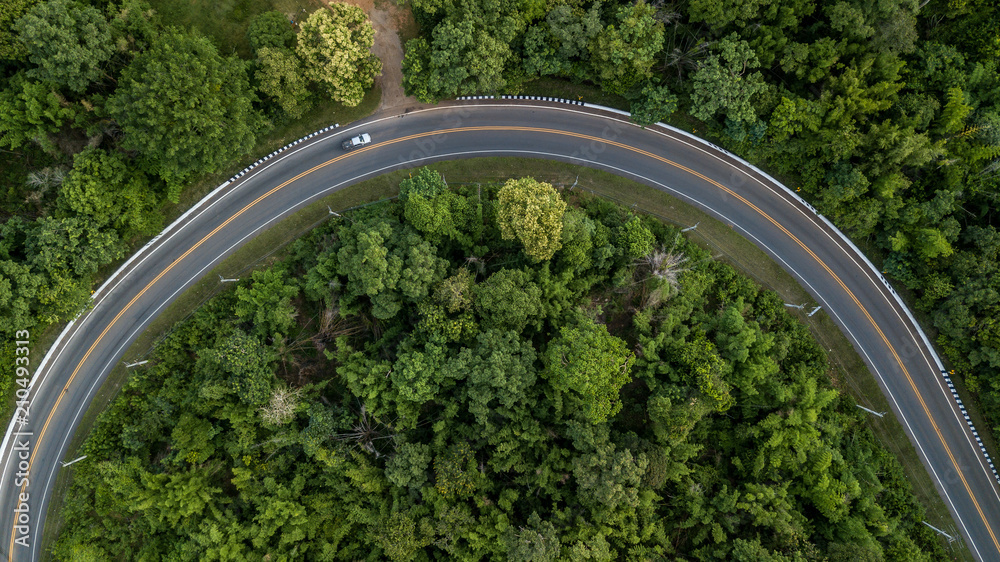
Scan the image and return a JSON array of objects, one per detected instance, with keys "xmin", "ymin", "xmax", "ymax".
[
  {"xmin": 0, "ymin": 0, "xmax": 380, "ymax": 396},
  {"xmin": 54, "ymin": 170, "xmax": 945, "ymax": 560},
  {"xmin": 2, "ymin": 0, "xmax": 999, "ymax": 557},
  {"xmin": 4, "ymin": 0, "xmax": 1000, "ymax": 445},
  {"xmin": 402, "ymin": 0, "xmax": 1000, "ymax": 438}
]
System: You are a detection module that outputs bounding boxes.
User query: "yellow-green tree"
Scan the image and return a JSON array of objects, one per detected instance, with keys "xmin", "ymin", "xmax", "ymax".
[
  {"xmin": 296, "ymin": 4, "xmax": 381, "ymax": 107},
  {"xmin": 496, "ymin": 178, "xmax": 567, "ymax": 261},
  {"xmin": 0, "ymin": 0, "xmax": 39, "ymax": 61}
]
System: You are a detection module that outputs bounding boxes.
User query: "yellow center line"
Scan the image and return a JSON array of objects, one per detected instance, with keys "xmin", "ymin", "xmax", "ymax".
[{"xmin": 9, "ymin": 125, "xmax": 998, "ymax": 558}]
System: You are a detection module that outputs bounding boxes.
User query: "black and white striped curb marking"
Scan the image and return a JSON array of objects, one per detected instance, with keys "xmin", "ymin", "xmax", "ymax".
[
  {"xmin": 457, "ymin": 95, "xmax": 586, "ymax": 106},
  {"xmin": 942, "ymin": 371, "xmax": 1000, "ymax": 483},
  {"xmin": 229, "ymin": 123, "xmax": 341, "ymax": 183}
]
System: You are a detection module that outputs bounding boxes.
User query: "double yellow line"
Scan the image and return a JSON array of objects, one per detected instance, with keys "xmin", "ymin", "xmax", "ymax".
[{"xmin": 9, "ymin": 125, "xmax": 998, "ymax": 558}]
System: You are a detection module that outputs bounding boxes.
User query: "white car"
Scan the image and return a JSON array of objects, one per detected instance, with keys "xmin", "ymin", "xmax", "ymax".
[{"xmin": 342, "ymin": 133, "xmax": 372, "ymax": 151}]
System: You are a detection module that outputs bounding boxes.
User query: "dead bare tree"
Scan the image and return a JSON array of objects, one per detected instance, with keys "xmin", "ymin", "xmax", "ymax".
[
  {"xmin": 259, "ymin": 386, "xmax": 303, "ymax": 426},
  {"xmin": 312, "ymin": 306, "xmax": 365, "ymax": 350},
  {"xmin": 635, "ymin": 233, "xmax": 692, "ymax": 308}
]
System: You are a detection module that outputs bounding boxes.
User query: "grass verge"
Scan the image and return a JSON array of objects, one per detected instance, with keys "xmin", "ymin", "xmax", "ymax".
[{"xmin": 40, "ymin": 157, "xmax": 971, "ymax": 559}]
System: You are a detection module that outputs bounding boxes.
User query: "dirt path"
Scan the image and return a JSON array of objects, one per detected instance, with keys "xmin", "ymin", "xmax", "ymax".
[{"xmin": 330, "ymin": 0, "xmax": 419, "ymax": 111}]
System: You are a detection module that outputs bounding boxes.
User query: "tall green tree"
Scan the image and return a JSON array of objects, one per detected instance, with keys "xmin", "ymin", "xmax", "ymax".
[
  {"xmin": 0, "ymin": 260, "xmax": 44, "ymax": 333},
  {"xmin": 0, "ymin": 72, "xmax": 79, "ymax": 154},
  {"xmin": 504, "ymin": 512, "xmax": 561, "ymax": 562},
  {"xmin": 391, "ymin": 340, "xmax": 449, "ymax": 404},
  {"xmin": 376, "ymin": 511, "xmax": 434, "ymax": 561},
  {"xmin": 255, "ymin": 46, "xmax": 313, "ymax": 119},
  {"xmin": 524, "ymin": 3, "xmax": 602, "ymax": 77},
  {"xmin": 543, "ymin": 317, "xmax": 635, "ymax": 423},
  {"xmin": 474, "ymin": 268, "xmax": 542, "ymax": 332},
  {"xmin": 108, "ymin": 28, "xmax": 263, "ymax": 198},
  {"xmin": 401, "ymin": 17, "xmax": 513, "ymax": 101},
  {"xmin": 247, "ymin": 10, "xmax": 295, "ymax": 53},
  {"xmin": 199, "ymin": 329, "xmax": 275, "ymax": 406},
  {"xmin": 15, "ymin": 0, "xmax": 114, "ymax": 92},
  {"xmin": 27, "ymin": 216, "xmax": 125, "ymax": 321},
  {"xmin": 456, "ymin": 329, "xmax": 537, "ymax": 425},
  {"xmin": 134, "ymin": 470, "xmax": 223, "ymax": 530},
  {"xmin": 335, "ymin": 218, "xmax": 404, "ymax": 319},
  {"xmin": 234, "ymin": 267, "xmax": 301, "ymax": 338},
  {"xmin": 398, "ymin": 237, "xmax": 448, "ymax": 300},
  {"xmin": 617, "ymin": 216, "xmax": 655, "ymax": 259},
  {"xmin": 630, "ymin": 83, "xmax": 678, "ymax": 128},
  {"xmin": 690, "ymin": 33, "xmax": 766, "ymax": 125},
  {"xmin": 572, "ymin": 440, "xmax": 647, "ymax": 513},
  {"xmin": 589, "ymin": 2, "xmax": 663, "ymax": 96},
  {"xmin": 688, "ymin": 0, "xmax": 768, "ymax": 29},
  {"xmin": 56, "ymin": 148, "xmax": 161, "ymax": 238},
  {"xmin": 0, "ymin": 0, "xmax": 40, "ymax": 61},
  {"xmin": 403, "ymin": 171, "xmax": 481, "ymax": 248},
  {"xmin": 385, "ymin": 442, "xmax": 432, "ymax": 489}
]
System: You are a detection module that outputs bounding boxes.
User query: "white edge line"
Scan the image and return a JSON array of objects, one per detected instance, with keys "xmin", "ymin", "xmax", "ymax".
[{"xmin": 6, "ymin": 102, "xmax": 993, "ymax": 560}]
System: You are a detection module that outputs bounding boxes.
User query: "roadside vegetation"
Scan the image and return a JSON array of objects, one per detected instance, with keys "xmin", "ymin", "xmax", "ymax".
[
  {"xmin": 401, "ymin": 0, "xmax": 1000, "ymax": 464},
  {"xmin": 0, "ymin": 0, "xmax": 380, "ymax": 403},
  {"xmin": 3, "ymin": 0, "xmax": 996, "ymax": 556},
  {"xmin": 53, "ymin": 168, "xmax": 945, "ymax": 560}
]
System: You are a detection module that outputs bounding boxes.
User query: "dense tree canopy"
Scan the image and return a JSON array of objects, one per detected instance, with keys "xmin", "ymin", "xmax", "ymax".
[
  {"xmin": 630, "ymin": 83, "xmax": 679, "ymax": 127},
  {"xmin": 0, "ymin": 72, "xmax": 79, "ymax": 154},
  {"xmin": 689, "ymin": 33, "xmax": 766, "ymax": 124},
  {"xmin": 0, "ymin": 0, "xmax": 40, "ymax": 61},
  {"xmin": 0, "ymin": 0, "xmax": 382, "ymax": 404},
  {"xmin": 15, "ymin": 0, "xmax": 115, "ymax": 92},
  {"xmin": 108, "ymin": 29, "xmax": 263, "ymax": 195},
  {"xmin": 398, "ymin": 0, "xmax": 1000, "ymax": 455},
  {"xmin": 55, "ymin": 148, "xmax": 161, "ymax": 238},
  {"xmin": 246, "ymin": 9, "xmax": 295, "ymax": 53},
  {"xmin": 588, "ymin": 2, "xmax": 664, "ymax": 96},
  {"xmin": 543, "ymin": 316, "xmax": 635, "ymax": 423},
  {"xmin": 254, "ymin": 46, "xmax": 312, "ymax": 119},
  {"xmin": 55, "ymin": 170, "xmax": 944, "ymax": 560}
]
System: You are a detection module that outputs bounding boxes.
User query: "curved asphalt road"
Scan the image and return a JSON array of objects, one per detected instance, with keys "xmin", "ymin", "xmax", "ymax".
[{"xmin": 2, "ymin": 102, "xmax": 999, "ymax": 560}]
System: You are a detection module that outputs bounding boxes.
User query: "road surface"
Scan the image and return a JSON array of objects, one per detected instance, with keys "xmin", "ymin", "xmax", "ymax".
[{"xmin": 2, "ymin": 101, "xmax": 998, "ymax": 560}]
